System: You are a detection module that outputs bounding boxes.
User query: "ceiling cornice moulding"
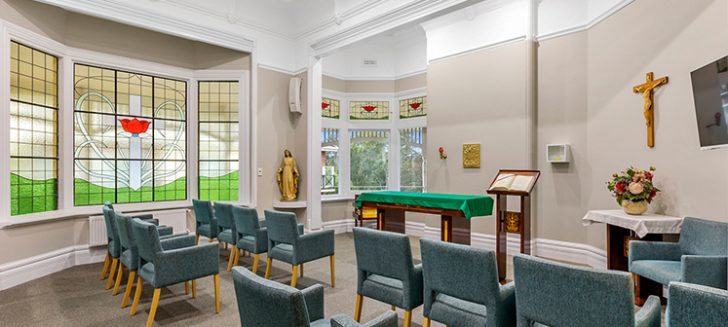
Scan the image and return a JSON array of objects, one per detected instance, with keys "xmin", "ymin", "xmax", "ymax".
[{"xmin": 34, "ymin": 0, "xmax": 256, "ymax": 52}]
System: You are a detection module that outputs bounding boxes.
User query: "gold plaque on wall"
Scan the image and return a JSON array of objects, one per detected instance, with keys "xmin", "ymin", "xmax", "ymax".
[{"xmin": 462, "ymin": 143, "xmax": 481, "ymax": 168}]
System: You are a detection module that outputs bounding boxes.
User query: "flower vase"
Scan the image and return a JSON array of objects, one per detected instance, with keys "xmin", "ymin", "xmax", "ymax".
[{"xmin": 621, "ymin": 199, "xmax": 648, "ymax": 215}]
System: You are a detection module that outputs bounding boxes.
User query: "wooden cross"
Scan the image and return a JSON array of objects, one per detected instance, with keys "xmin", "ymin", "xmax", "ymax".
[{"xmin": 633, "ymin": 72, "xmax": 668, "ymax": 148}]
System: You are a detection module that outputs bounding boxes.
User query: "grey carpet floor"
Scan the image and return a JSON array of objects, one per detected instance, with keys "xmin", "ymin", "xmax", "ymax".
[{"xmin": 0, "ymin": 233, "xmax": 663, "ymax": 326}]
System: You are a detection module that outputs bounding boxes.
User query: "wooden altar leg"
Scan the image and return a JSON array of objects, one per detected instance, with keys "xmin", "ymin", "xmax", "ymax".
[
  {"xmin": 451, "ymin": 216, "xmax": 471, "ymax": 245},
  {"xmin": 634, "ymin": 274, "xmax": 664, "ymax": 305},
  {"xmin": 496, "ymin": 195, "xmax": 508, "ymax": 282},
  {"xmin": 606, "ymin": 224, "xmax": 630, "ymax": 271},
  {"xmin": 441, "ymin": 216, "xmax": 452, "ymax": 242},
  {"xmin": 520, "ymin": 196, "xmax": 531, "ymax": 254},
  {"xmin": 380, "ymin": 208, "xmax": 405, "ymax": 234}
]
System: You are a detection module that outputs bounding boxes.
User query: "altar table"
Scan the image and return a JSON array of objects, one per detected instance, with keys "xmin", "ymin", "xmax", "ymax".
[{"xmin": 355, "ymin": 191, "xmax": 494, "ymax": 245}]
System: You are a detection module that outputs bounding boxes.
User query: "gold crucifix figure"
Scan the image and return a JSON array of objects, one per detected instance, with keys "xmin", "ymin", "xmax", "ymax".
[{"xmin": 633, "ymin": 72, "xmax": 668, "ymax": 148}]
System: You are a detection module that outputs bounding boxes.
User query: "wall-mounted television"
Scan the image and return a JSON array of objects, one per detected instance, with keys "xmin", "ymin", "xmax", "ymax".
[{"xmin": 691, "ymin": 56, "xmax": 728, "ymax": 149}]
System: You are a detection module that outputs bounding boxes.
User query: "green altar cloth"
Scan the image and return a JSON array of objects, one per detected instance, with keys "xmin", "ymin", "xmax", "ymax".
[{"xmin": 354, "ymin": 191, "xmax": 493, "ymax": 219}]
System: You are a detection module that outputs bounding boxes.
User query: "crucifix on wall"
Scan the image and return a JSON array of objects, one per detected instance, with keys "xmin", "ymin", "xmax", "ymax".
[{"xmin": 633, "ymin": 72, "xmax": 669, "ymax": 148}]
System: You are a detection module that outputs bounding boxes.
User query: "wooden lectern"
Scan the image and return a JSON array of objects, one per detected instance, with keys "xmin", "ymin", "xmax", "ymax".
[{"xmin": 487, "ymin": 169, "xmax": 540, "ymax": 282}]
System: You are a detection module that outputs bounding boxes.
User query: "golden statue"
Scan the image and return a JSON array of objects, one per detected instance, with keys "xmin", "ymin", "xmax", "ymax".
[
  {"xmin": 633, "ymin": 72, "xmax": 668, "ymax": 148},
  {"xmin": 277, "ymin": 149, "xmax": 299, "ymax": 201}
]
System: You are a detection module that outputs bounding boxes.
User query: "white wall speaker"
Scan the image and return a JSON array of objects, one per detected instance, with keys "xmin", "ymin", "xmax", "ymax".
[{"xmin": 289, "ymin": 77, "xmax": 302, "ymax": 113}]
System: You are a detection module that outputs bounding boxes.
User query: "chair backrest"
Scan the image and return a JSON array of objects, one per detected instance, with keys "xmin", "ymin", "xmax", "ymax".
[
  {"xmin": 115, "ymin": 213, "xmax": 134, "ymax": 251},
  {"xmin": 233, "ymin": 206, "xmax": 261, "ymax": 237},
  {"xmin": 232, "ymin": 266, "xmax": 312, "ymax": 327},
  {"xmin": 102, "ymin": 206, "xmax": 119, "ymax": 245},
  {"xmin": 420, "ymin": 238, "xmax": 499, "ymax": 306},
  {"xmin": 192, "ymin": 199, "xmax": 214, "ymax": 224},
  {"xmin": 265, "ymin": 210, "xmax": 300, "ymax": 245},
  {"xmin": 353, "ymin": 227, "xmax": 414, "ymax": 281},
  {"xmin": 513, "ymin": 255, "xmax": 635, "ymax": 327},
  {"xmin": 214, "ymin": 202, "xmax": 234, "ymax": 230},
  {"xmin": 668, "ymin": 282, "xmax": 728, "ymax": 326},
  {"xmin": 679, "ymin": 217, "xmax": 728, "ymax": 255},
  {"xmin": 131, "ymin": 218, "xmax": 163, "ymax": 265}
]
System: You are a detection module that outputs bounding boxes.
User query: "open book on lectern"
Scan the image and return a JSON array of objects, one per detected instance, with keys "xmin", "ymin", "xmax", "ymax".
[{"xmin": 487, "ymin": 170, "xmax": 540, "ymax": 195}]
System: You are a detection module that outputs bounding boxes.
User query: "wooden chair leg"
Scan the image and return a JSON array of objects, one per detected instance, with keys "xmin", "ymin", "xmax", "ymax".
[
  {"xmin": 121, "ymin": 271, "xmax": 136, "ymax": 308},
  {"xmin": 391, "ymin": 304, "xmax": 396, "ymax": 311},
  {"xmin": 100, "ymin": 252, "xmax": 111, "ymax": 280},
  {"xmin": 252, "ymin": 254, "xmax": 260, "ymax": 273},
  {"xmin": 404, "ymin": 310, "xmax": 412, "ymax": 327},
  {"xmin": 330, "ymin": 255, "xmax": 336, "ymax": 288},
  {"xmin": 291, "ymin": 265, "xmax": 299, "ymax": 287},
  {"xmin": 208, "ymin": 237, "xmax": 214, "ymax": 243},
  {"xmin": 422, "ymin": 317, "xmax": 431, "ymax": 327},
  {"xmin": 227, "ymin": 247, "xmax": 235, "ymax": 272},
  {"xmin": 106, "ymin": 258, "xmax": 119, "ymax": 289},
  {"xmin": 354, "ymin": 294, "xmax": 363, "ymax": 322},
  {"xmin": 112, "ymin": 263, "xmax": 124, "ymax": 295},
  {"xmin": 300, "ymin": 263, "xmax": 304, "ymax": 277},
  {"xmin": 184, "ymin": 281, "xmax": 189, "ymax": 295},
  {"xmin": 146, "ymin": 288, "xmax": 161, "ymax": 327},
  {"xmin": 265, "ymin": 258, "xmax": 273, "ymax": 279},
  {"xmin": 195, "ymin": 234, "xmax": 200, "ymax": 245},
  {"xmin": 214, "ymin": 274, "xmax": 220, "ymax": 314},
  {"xmin": 233, "ymin": 249, "xmax": 240, "ymax": 267},
  {"xmin": 130, "ymin": 276, "xmax": 144, "ymax": 316},
  {"xmin": 191, "ymin": 279, "xmax": 197, "ymax": 298}
]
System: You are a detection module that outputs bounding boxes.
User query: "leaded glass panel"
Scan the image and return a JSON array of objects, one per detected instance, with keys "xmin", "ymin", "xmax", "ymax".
[
  {"xmin": 399, "ymin": 96, "xmax": 427, "ymax": 119},
  {"xmin": 322, "ymin": 97, "xmax": 340, "ymax": 119},
  {"xmin": 349, "ymin": 101, "xmax": 389, "ymax": 120}
]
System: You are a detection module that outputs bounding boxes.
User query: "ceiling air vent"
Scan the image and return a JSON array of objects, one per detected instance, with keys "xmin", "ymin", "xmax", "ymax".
[{"xmin": 362, "ymin": 59, "xmax": 378, "ymax": 67}]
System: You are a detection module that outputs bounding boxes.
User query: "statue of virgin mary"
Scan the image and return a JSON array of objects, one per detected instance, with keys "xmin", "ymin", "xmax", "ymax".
[{"xmin": 276, "ymin": 149, "xmax": 299, "ymax": 201}]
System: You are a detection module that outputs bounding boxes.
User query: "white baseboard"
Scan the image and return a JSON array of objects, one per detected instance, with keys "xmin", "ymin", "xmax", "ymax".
[
  {"xmin": 321, "ymin": 219, "xmax": 607, "ymax": 269},
  {"xmin": 0, "ymin": 245, "xmax": 107, "ymax": 291}
]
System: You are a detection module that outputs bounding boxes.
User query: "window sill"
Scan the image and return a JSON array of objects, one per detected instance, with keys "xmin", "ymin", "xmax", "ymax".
[
  {"xmin": 322, "ymin": 195, "xmax": 354, "ymax": 203},
  {"xmin": 0, "ymin": 200, "xmax": 193, "ymax": 229}
]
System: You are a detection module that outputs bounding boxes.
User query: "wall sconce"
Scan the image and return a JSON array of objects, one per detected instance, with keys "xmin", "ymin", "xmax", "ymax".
[{"xmin": 438, "ymin": 146, "xmax": 447, "ymax": 160}]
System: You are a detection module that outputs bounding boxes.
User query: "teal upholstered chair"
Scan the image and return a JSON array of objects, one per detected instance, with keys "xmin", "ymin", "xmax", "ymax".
[
  {"xmin": 264, "ymin": 209, "xmax": 335, "ymax": 288},
  {"xmin": 513, "ymin": 255, "xmax": 661, "ymax": 327},
  {"xmin": 666, "ymin": 282, "xmax": 728, "ymax": 326},
  {"xmin": 193, "ymin": 199, "xmax": 219, "ymax": 244},
  {"xmin": 214, "ymin": 202, "xmax": 237, "ymax": 271},
  {"xmin": 420, "ymin": 238, "xmax": 515, "ymax": 327},
  {"xmin": 629, "ymin": 217, "xmax": 728, "ymax": 291},
  {"xmin": 101, "ymin": 204, "xmax": 172, "ymax": 289},
  {"xmin": 114, "ymin": 212, "xmax": 193, "ymax": 308},
  {"xmin": 232, "ymin": 206, "xmax": 268, "ymax": 273},
  {"xmin": 232, "ymin": 266, "xmax": 397, "ymax": 327},
  {"xmin": 130, "ymin": 218, "xmax": 221, "ymax": 327},
  {"xmin": 352, "ymin": 227, "xmax": 423, "ymax": 327}
]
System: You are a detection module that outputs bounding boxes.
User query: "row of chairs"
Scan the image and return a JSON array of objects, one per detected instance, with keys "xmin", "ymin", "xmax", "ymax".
[
  {"xmin": 350, "ymin": 227, "xmax": 728, "ymax": 327},
  {"xmin": 192, "ymin": 200, "xmax": 336, "ymax": 288},
  {"xmin": 100, "ymin": 203, "xmax": 221, "ymax": 327}
]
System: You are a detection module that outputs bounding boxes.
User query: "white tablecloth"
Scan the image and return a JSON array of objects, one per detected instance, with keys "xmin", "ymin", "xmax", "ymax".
[{"xmin": 582, "ymin": 210, "xmax": 683, "ymax": 238}]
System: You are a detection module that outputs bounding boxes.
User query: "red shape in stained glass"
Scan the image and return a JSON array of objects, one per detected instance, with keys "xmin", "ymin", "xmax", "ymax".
[
  {"xmin": 322, "ymin": 102, "xmax": 330, "ymax": 109},
  {"xmin": 362, "ymin": 105, "xmax": 377, "ymax": 112},
  {"xmin": 119, "ymin": 118, "xmax": 151, "ymax": 135},
  {"xmin": 409, "ymin": 102, "xmax": 422, "ymax": 110}
]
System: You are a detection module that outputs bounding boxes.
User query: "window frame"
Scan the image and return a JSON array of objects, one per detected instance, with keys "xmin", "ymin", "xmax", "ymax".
[{"xmin": 321, "ymin": 88, "xmax": 427, "ymax": 201}]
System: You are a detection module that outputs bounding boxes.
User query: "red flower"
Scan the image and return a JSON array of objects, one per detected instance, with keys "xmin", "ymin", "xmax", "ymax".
[
  {"xmin": 650, "ymin": 189, "xmax": 657, "ymax": 198},
  {"xmin": 321, "ymin": 102, "xmax": 330, "ymax": 109},
  {"xmin": 645, "ymin": 172, "xmax": 653, "ymax": 180},
  {"xmin": 362, "ymin": 105, "xmax": 376, "ymax": 112},
  {"xmin": 615, "ymin": 182, "xmax": 626, "ymax": 193},
  {"xmin": 409, "ymin": 102, "xmax": 422, "ymax": 110},
  {"xmin": 438, "ymin": 147, "xmax": 444, "ymax": 153},
  {"xmin": 119, "ymin": 118, "xmax": 151, "ymax": 135}
]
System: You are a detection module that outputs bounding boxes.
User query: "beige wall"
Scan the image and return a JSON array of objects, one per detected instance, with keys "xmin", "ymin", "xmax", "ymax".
[
  {"xmin": 425, "ymin": 42, "xmax": 528, "ymax": 234},
  {"xmin": 322, "ymin": 73, "xmax": 426, "ymax": 94}
]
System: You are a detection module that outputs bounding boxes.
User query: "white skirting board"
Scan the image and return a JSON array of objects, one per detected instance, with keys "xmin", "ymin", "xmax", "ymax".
[
  {"xmin": 320, "ymin": 218, "xmax": 607, "ymax": 269},
  {"xmin": 0, "ymin": 217, "xmax": 606, "ymax": 291}
]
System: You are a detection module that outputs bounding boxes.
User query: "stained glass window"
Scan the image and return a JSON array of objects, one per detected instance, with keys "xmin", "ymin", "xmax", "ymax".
[
  {"xmin": 350, "ymin": 130, "xmax": 389, "ymax": 191},
  {"xmin": 322, "ymin": 97, "xmax": 340, "ymax": 119},
  {"xmin": 321, "ymin": 128, "xmax": 339, "ymax": 195},
  {"xmin": 400, "ymin": 127, "xmax": 426, "ymax": 192},
  {"xmin": 399, "ymin": 96, "xmax": 427, "ymax": 119},
  {"xmin": 349, "ymin": 101, "xmax": 389, "ymax": 120},
  {"xmin": 73, "ymin": 64, "xmax": 187, "ymax": 206},
  {"xmin": 9, "ymin": 42, "xmax": 58, "ymax": 215},
  {"xmin": 199, "ymin": 81, "xmax": 239, "ymax": 201}
]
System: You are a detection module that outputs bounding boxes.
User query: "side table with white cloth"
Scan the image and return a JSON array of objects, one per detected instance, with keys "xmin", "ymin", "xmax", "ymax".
[{"xmin": 582, "ymin": 210, "xmax": 683, "ymax": 304}]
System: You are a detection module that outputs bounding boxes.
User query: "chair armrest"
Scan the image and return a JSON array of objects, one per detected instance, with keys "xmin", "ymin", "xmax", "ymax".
[
  {"xmin": 156, "ymin": 243, "xmax": 219, "ymax": 284},
  {"xmin": 682, "ymin": 255, "xmax": 728, "ymax": 289},
  {"xmin": 140, "ymin": 218, "xmax": 159, "ymax": 226},
  {"xmin": 297, "ymin": 223, "xmax": 305, "ymax": 235},
  {"xmin": 160, "ymin": 235, "xmax": 196, "ymax": 250},
  {"xmin": 157, "ymin": 226, "xmax": 173, "ymax": 237},
  {"xmin": 634, "ymin": 295, "xmax": 661, "ymax": 327},
  {"xmin": 298, "ymin": 230, "xmax": 335, "ymax": 262},
  {"xmin": 628, "ymin": 241, "xmax": 681, "ymax": 265},
  {"xmin": 301, "ymin": 284, "xmax": 325, "ymax": 321},
  {"xmin": 668, "ymin": 282, "xmax": 728, "ymax": 326},
  {"xmin": 330, "ymin": 312, "xmax": 398, "ymax": 327}
]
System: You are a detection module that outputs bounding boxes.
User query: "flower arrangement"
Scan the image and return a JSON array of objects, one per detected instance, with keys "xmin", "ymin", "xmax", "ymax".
[{"xmin": 607, "ymin": 166, "xmax": 659, "ymax": 205}]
